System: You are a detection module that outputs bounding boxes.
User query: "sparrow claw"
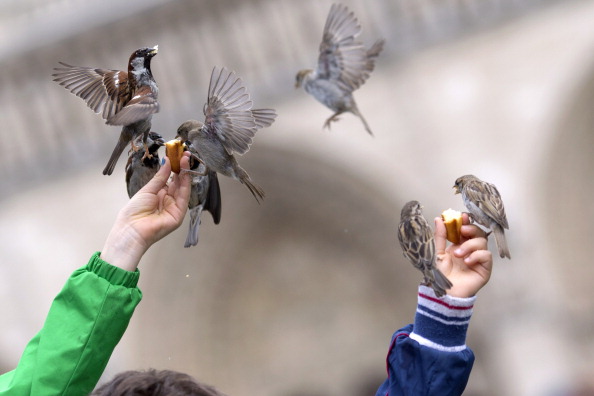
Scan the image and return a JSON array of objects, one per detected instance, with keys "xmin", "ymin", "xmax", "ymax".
[
  {"xmin": 140, "ymin": 144, "xmax": 152, "ymax": 161},
  {"xmin": 323, "ymin": 114, "xmax": 341, "ymax": 130},
  {"xmin": 130, "ymin": 141, "xmax": 142, "ymax": 153},
  {"xmin": 181, "ymin": 169, "xmax": 206, "ymax": 177},
  {"xmin": 462, "ymin": 211, "xmax": 475, "ymax": 224},
  {"xmin": 187, "ymin": 152, "xmax": 208, "ymax": 175}
]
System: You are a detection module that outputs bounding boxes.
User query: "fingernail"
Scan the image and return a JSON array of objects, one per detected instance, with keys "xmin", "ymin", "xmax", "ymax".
[
  {"xmin": 161, "ymin": 158, "xmax": 165, "ymax": 165},
  {"xmin": 455, "ymin": 248, "xmax": 464, "ymax": 256}
]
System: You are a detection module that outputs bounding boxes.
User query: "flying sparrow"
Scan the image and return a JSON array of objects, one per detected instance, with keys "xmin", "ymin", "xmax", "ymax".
[
  {"xmin": 125, "ymin": 131, "xmax": 165, "ymax": 198},
  {"xmin": 52, "ymin": 46, "xmax": 160, "ymax": 175},
  {"xmin": 183, "ymin": 141, "xmax": 222, "ymax": 247},
  {"xmin": 295, "ymin": 3, "xmax": 384, "ymax": 135},
  {"xmin": 454, "ymin": 174, "xmax": 511, "ymax": 259},
  {"xmin": 176, "ymin": 66, "xmax": 276, "ymax": 204},
  {"xmin": 398, "ymin": 200, "xmax": 453, "ymax": 297}
]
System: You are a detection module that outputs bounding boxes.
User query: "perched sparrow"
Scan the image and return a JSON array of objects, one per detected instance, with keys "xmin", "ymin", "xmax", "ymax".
[
  {"xmin": 398, "ymin": 200, "xmax": 453, "ymax": 297},
  {"xmin": 295, "ymin": 3, "xmax": 384, "ymax": 135},
  {"xmin": 454, "ymin": 174, "xmax": 511, "ymax": 259},
  {"xmin": 125, "ymin": 131, "xmax": 165, "ymax": 198},
  {"xmin": 183, "ymin": 142, "xmax": 222, "ymax": 247},
  {"xmin": 176, "ymin": 67, "xmax": 276, "ymax": 204},
  {"xmin": 52, "ymin": 46, "xmax": 160, "ymax": 175}
]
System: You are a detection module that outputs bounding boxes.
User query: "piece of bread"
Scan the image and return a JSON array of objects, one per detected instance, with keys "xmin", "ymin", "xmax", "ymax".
[
  {"xmin": 165, "ymin": 139, "xmax": 184, "ymax": 173},
  {"xmin": 441, "ymin": 208, "xmax": 463, "ymax": 244}
]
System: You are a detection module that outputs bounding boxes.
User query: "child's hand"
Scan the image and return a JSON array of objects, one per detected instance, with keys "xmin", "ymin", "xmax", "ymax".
[
  {"xmin": 101, "ymin": 153, "xmax": 192, "ymax": 271},
  {"xmin": 434, "ymin": 213, "xmax": 493, "ymax": 298}
]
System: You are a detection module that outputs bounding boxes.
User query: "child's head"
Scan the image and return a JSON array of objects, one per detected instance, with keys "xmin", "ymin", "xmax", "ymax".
[{"xmin": 92, "ymin": 369, "xmax": 226, "ymax": 396}]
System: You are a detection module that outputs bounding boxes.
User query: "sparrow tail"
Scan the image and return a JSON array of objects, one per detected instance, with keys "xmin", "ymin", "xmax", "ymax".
[
  {"xmin": 236, "ymin": 167, "xmax": 264, "ymax": 204},
  {"xmin": 103, "ymin": 136, "xmax": 129, "ymax": 176},
  {"xmin": 350, "ymin": 105, "xmax": 374, "ymax": 136},
  {"xmin": 184, "ymin": 206, "xmax": 203, "ymax": 248},
  {"xmin": 493, "ymin": 224, "xmax": 511, "ymax": 259},
  {"xmin": 243, "ymin": 178, "xmax": 265, "ymax": 204},
  {"xmin": 431, "ymin": 268, "xmax": 453, "ymax": 297}
]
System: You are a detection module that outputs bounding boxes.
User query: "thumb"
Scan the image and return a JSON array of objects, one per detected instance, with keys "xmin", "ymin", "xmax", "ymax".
[{"xmin": 141, "ymin": 156, "xmax": 172, "ymax": 195}]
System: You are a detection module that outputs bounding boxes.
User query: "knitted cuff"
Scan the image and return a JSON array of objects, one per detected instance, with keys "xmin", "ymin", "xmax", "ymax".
[
  {"xmin": 86, "ymin": 251, "xmax": 140, "ymax": 288},
  {"xmin": 410, "ymin": 285, "xmax": 476, "ymax": 352}
]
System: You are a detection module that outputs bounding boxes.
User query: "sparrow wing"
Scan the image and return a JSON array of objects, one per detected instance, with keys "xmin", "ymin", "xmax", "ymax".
[
  {"xmin": 106, "ymin": 85, "xmax": 159, "ymax": 126},
  {"xmin": 419, "ymin": 218, "xmax": 437, "ymax": 266},
  {"xmin": 398, "ymin": 215, "xmax": 435, "ymax": 271},
  {"xmin": 52, "ymin": 62, "xmax": 130, "ymax": 121},
  {"xmin": 251, "ymin": 108, "xmax": 277, "ymax": 129},
  {"xmin": 466, "ymin": 181, "xmax": 509, "ymax": 229},
  {"xmin": 204, "ymin": 171, "xmax": 222, "ymax": 225},
  {"xmin": 315, "ymin": 4, "xmax": 379, "ymax": 93},
  {"xmin": 414, "ymin": 216, "xmax": 436, "ymax": 269},
  {"xmin": 202, "ymin": 67, "xmax": 259, "ymax": 156}
]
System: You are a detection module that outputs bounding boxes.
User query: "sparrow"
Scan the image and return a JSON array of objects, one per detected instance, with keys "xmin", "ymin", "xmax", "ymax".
[
  {"xmin": 295, "ymin": 3, "xmax": 384, "ymax": 135},
  {"xmin": 183, "ymin": 141, "xmax": 222, "ymax": 247},
  {"xmin": 52, "ymin": 46, "xmax": 160, "ymax": 175},
  {"xmin": 125, "ymin": 131, "xmax": 165, "ymax": 198},
  {"xmin": 176, "ymin": 66, "xmax": 276, "ymax": 204},
  {"xmin": 454, "ymin": 174, "xmax": 511, "ymax": 259},
  {"xmin": 398, "ymin": 200, "xmax": 453, "ymax": 297}
]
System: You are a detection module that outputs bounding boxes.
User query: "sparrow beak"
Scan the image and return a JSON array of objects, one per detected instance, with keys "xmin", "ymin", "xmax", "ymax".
[
  {"xmin": 149, "ymin": 45, "xmax": 158, "ymax": 56},
  {"xmin": 154, "ymin": 136, "xmax": 165, "ymax": 146},
  {"xmin": 453, "ymin": 186, "xmax": 460, "ymax": 194}
]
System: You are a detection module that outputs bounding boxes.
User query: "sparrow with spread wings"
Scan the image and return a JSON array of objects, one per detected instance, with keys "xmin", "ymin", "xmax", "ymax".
[
  {"xmin": 176, "ymin": 67, "xmax": 276, "ymax": 204},
  {"xmin": 295, "ymin": 3, "xmax": 384, "ymax": 135},
  {"xmin": 52, "ymin": 46, "xmax": 159, "ymax": 175}
]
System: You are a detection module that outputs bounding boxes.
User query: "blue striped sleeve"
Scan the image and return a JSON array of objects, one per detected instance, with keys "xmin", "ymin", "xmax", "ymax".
[{"xmin": 410, "ymin": 285, "xmax": 476, "ymax": 352}]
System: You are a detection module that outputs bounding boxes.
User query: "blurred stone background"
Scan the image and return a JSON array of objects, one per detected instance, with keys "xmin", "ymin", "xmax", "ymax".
[{"xmin": 1, "ymin": 0, "xmax": 594, "ymax": 395}]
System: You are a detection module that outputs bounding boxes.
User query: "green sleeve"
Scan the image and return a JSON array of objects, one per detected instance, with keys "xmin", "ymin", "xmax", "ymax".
[{"xmin": 0, "ymin": 252, "xmax": 143, "ymax": 396}]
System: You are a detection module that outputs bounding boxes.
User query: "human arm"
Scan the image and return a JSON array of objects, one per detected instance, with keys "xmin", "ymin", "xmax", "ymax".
[
  {"xmin": 101, "ymin": 153, "xmax": 192, "ymax": 271},
  {"xmin": 0, "ymin": 254, "xmax": 143, "ymax": 396},
  {"xmin": 0, "ymin": 154, "xmax": 191, "ymax": 395},
  {"xmin": 375, "ymin": 216, "xmax": 492, "ymax": 396}
]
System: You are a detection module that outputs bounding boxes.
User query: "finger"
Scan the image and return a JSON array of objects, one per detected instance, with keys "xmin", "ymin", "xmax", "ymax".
[
  {"xmin": 169, "ymin": 152, "xmax": 191, "ymax": 189},
  {"xmin": 463, "ymin": 249, "xmax": 493, "ymax": 269},
  {"xmin": 175, "ymin": 154, "xmax": 192, "ymax": 208},
  {"xmin": 142, "ymin": 156, "xmax": 172, "ymax": 195},
  {"xmin": 167, "ymin": 172, "xmax": 179, "ymax": 197},
  {"xmin": 434, "ymin": 217, "xmax": 447, "ymax": 254},
  {"xmin": 462, "ymin": 212, "xmax": 471, "ymax": 225},
  {"xmin": 453, "ymin": 236, "xmax": 488, "ymax": 258},
  {"xmin": 180, "ymin": 151, "xmax": 192, "ymax": 178},
  {"xmin": 461, "ymin": 224, "xmax": 487, "ymax": 239}
]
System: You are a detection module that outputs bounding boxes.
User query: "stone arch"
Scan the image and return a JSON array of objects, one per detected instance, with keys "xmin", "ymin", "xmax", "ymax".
[{"xmin": 130, "ymin": 146, "xmax": 419, "ymax": 395}]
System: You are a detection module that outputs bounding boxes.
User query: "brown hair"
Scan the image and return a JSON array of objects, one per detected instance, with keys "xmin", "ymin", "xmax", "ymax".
[{"xmin": 91, "ymin": 369, "xmax": 226, "ymax": 396}]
